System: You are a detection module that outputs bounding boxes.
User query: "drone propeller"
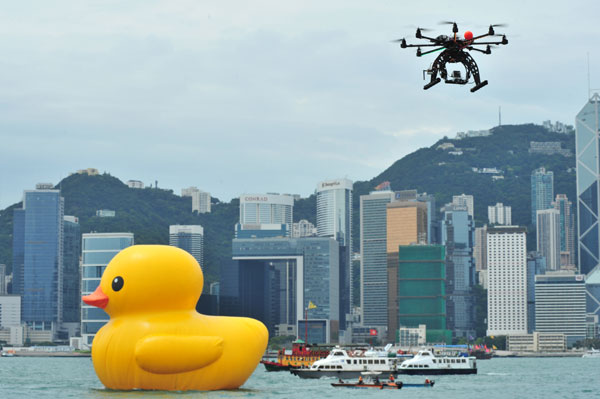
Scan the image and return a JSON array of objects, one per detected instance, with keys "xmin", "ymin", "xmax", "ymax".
[{"xmin": 490, "ymin": 23, "xmax": 508, "ymax": 28}]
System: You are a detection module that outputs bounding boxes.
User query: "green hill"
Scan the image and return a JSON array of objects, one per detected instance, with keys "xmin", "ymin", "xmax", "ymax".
[{"xmin": 0, "ymin": 123, "xmax": 576, "ymax": 285}]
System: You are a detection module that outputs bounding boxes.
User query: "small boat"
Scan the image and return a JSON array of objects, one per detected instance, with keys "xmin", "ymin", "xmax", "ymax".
[
  {"xmin": 332, "ymin": 376, "xmax": 435, "ymax": 389},
  {"xmin": 582, "ymin": 348, "xmax": 600, "ymax": 358}
]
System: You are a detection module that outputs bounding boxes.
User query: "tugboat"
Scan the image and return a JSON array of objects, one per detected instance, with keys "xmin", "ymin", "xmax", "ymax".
[{"xmin": 261, "ymin": 339, "xmax": 329, "ymax": 371}]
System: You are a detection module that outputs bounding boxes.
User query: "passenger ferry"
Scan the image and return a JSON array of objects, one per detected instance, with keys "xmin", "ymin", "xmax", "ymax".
[
  {"xmin": 290, "ymin": 346, "xmax": 401, "ymax": 379},
  {"xmin": 398, "ymin": 349, "xmax": 477, "ymax": 375}
]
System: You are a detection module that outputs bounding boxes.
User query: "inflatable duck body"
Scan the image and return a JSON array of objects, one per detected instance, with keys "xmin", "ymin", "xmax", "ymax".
[{"xmin": 83, "ymin": 245, "xmax": 268, "ymax": 391}]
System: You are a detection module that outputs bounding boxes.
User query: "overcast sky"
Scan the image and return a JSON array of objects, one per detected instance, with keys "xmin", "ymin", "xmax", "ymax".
[{"xmin": 1, "ymin": 1, "xmax": 599, "ymax": 209}]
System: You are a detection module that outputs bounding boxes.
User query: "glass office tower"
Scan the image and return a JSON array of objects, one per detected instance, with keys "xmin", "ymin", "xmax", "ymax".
[
  {"xmin": 81, "ymin": 233, "xmax": 133, "ymax": 347},
  {"xmin": 13, "ymin": 185, "xmax": 64, "ymax": 336},
  {"xmin": 576, "ymin": 93, "xmax": 600, "ymax": 275},
  {"xmin": 531, "ymin": 167, "xmax": 554, "ymax": 226}
]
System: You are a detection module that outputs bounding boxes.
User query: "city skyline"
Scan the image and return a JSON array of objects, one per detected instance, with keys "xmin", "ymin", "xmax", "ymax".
[{"xmin": 1, "ymin": 1, "xmax": 599, "ymax": 210}]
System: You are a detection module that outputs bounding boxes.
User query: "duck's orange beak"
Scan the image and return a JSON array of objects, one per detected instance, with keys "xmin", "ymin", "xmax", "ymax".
[{"xmin": 82, "ymin": 285, "xmax": 109, "ymax": 309}]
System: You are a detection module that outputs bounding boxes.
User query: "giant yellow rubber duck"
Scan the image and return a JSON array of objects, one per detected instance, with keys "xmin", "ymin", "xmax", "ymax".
[{"xmin": 82, "ymin": 245, "xmax": 268, "ymax": 391}]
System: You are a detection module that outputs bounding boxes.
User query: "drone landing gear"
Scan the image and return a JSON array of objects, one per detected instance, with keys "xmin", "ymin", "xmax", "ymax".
[
  {"xmin": 470, "ymin": 80, "xmax": 488, "ymax": 93},
  {"xmin": 423, "ymin": 78, "xmax": 441, "ymax": 90}
]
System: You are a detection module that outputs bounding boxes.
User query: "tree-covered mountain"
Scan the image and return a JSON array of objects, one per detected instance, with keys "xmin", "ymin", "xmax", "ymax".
[{"xmin": 0, "ymin": 123, "xmax": 576, "ymax": 285}]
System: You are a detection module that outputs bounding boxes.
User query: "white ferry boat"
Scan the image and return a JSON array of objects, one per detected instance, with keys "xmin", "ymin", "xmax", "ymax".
[
  {"xmin": 398, "ymin": 349, "xmax": 477, "ymax": 375},
  {"xmin": 582, "ymin": 348, "xmax": 600, "ymax": 358},
  {"xmin": 290, "ymin": 346, "xmax": 401, "ymax": 379}
]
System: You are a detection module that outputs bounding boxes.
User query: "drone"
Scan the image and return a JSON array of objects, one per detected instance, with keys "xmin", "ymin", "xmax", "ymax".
[{"xmin": 394, "ymin": 22, "xmax": 508, "ymax": 92}]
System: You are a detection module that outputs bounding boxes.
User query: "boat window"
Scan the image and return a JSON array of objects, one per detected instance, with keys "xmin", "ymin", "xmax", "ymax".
[
  {"xmin": 421, "ymin": 352, "xmax": 430, "ymax": 356},
  {"xmin": 346, "ymin": 360, "xmax": 351, "ymax": 364},
  {"xmin": 425, "ymin": 365, "xmax": 429, "ymax": 368},
  {"xmin": 334, "ymin": 352, "xmax": 343, "ymax": 356},
  {"xmin": 353, "ymin": 360, "xmax": 357, "ymax": 364},
  {"xmin": 368, "ymin": 360, "xmax": 373, "ymax": 364},
  {"xmin": 337, "ymin": 366, "xmax": 342, "ymax": 369},
  {"xmin": 432, "ymin": 359, "xmax": 436, "ymax": 363}
]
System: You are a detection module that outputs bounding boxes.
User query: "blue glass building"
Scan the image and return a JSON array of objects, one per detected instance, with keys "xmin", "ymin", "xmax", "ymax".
[
  {"xmin": 169, "ymin": 225, "xmax": 204, "ymax": 267},
  {"xmin": 81, "ymin": 233, "xmax": 133, "ymax": 347},
  {"xmin": 13, "ymin": 186, "xmax": 64, "ymax": 335},
  {"xmin": 227, "ymin": 237, "xmax": 340, "ymax": 343},
  {"xmin": 576, "ymin": 94, "xmax": 600, "ymax": 276},
  {"xmin": 11, "ymin": 209, "xmax": 25, "ymax": 296},
  {"xmin": 441, "ymin": 204, "xmax": 476, "ymax": 338},
  {"xmin": 531, "ymin": 167, "xmax": 554, "ymax": 226},
  {"xmin": 62, "ymin": 216, "xmax": 81, "ymax": 325}
]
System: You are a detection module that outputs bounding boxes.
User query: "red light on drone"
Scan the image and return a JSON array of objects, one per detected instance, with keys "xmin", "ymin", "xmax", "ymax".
[{"xmin": 464, "ymin": 31, "xmax": 473, "ymax": 40}]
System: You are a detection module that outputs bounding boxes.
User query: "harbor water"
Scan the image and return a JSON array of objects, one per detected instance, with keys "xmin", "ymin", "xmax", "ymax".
[{"xmin": 0, "ymin": 356, "xmax": 597, "ymax": 399}]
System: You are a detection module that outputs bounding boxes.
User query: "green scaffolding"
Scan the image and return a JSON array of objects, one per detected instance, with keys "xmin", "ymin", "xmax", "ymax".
[{"xmin": 397, "ymin": 245, "xmax": 451, "ymax": 344}]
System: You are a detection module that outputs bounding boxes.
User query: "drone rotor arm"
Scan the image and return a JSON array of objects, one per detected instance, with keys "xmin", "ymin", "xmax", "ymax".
[
  {"xmin": 470, "ymin": 41, "xmax": 505, "ymax": 45},
  {"xmin": 419, "ymin": 47, "xmax": 445, "ymax": 56}
]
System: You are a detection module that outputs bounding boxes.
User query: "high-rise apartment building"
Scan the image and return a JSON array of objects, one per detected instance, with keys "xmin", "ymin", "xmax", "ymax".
[
  {"xmin": 487, "ymin": 226, "xmax": 528, "ymax": 335},
  {"xmin": 452, "ymin": 194, "xmax": 474, "ymax": 218},
  {"xmin": 182, "ymin": 187, "xmax": 211, "ymax": 214},
  {"xmin": 81, "ymin": 233, "xmax": 133, "ymax": 347},
  {"xmin": 169, "ymin": 225, "xmax": 204, "ymax": 267},
  {"xmin": 535, "ymin": 273, "xmax": 587, "ymax": 346},
  {"xmin": 13, "ymin": 184, "xmax": 64, "ymax": 337},
  {"xmin": 536, "ymin": 209, "xmax": 561, "ymax": 271},
  {"xmin": 552, "ymin": 194, "xmax": 575, "ymax": 268},
  {"xmin": 488, "ymin": 203, "xmax": 512, "ymax": 225},
  {"xmin": 317, "ymin": 179, "xmax": 353, "ymax": 329},
  {"xmin": 441, "ymin": 204, "xmax": 475, "ymax": 338},
  {"xmin": 576, "ymin": 93, "xmax": 600, "ymax": 276},
  {"xmin": 62, "ymin": 216, "xmax": 81, "ymax": 326},
  {"xmin": 360, "ymin": 190, "xmax": 395, "ymax": 328},
  {"xmin": 531, "ymin": 167, "xmax": 554, "ymax": 226}
]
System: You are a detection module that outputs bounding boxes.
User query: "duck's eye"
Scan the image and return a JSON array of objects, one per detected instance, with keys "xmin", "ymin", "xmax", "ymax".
[{"xmin": 112, "ymin": 276, "xmax": 124, "ymax": 292}]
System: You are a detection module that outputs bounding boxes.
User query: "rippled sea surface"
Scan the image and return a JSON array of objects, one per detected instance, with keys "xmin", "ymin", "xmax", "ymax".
[{"xmin": 0, "ymin": 356, "xmax": 598, "ymax": 399}]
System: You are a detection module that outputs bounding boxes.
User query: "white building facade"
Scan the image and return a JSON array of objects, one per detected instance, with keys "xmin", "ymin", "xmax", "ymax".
[
  {"xmin": 487, "ymin": 226, "xmax": 528, "ymax": 335},
  {"xmin": 239, "ymin": 193, "xmax": 293, "ymax": 226},
  {"xmin": 488, "ymin": 203, "xmax": 512, "ymax": 225}
]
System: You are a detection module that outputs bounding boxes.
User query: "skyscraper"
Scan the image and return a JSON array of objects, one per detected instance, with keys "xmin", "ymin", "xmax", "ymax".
[
  {"xmin": 535, "ymin": 273, "xmax": 587, "ymax": 346},
  {"xmin": 576, "ymin": 93, "xmax": 600, "ymax": 275},
  {"xmin": 169, "ymin": 225, "xmax": 204, "ymax": 267},
  {"xmin": 488, "ymin": 203, "xmax": 512, "ymax": 225},
  {"xmin": 386, "ymin": 201, "xmax": 428, "ymax": 341},
  {"xmin": 474, "ymin": 225, "xmax": 488, "ymax": 272},
  {"xmin": 531, "ymin": 167, "xmax": 554, "ymax": 226},
  {"xmin": 441, "ymin": 204, "xmax": 476, "ymax": 338},
  {"xmin": 81, "ymin": 233, "xmax": 133, "ymax": 347},
  {"xmin": 536, "ymin": 209, "xmax": 561, "ymax": 271},
  {"xmin": 13, "ymin": 184, "xmax": 64, "ymax": 337},
  {"xmin": 62, "ymin": 216, "xmax": 81, "ymax": 327},
  {"xmin": 487, "ymin": 226, "xmax": 528, "ymax": 335},
  {"xmin": 389, "ymin": 245, "xmax": 450, "ymax": 344},
  {"xmin": 229, "ymin": 237, "xmax": 340, "ymax": 343},
  {"xmin": 553, "ymin": 194, "xmax": 575, "ymax": 267},
  {"xmin": 452, "ymin": 194, "xmax": 474, "ymax": 218},
  {"xmin": 317, "ymin": 179, "xmax": 353, "ymax": 329},
  {"xmin": 360, "ymin": 190, "xmax": 395, "ymax": 328}
]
